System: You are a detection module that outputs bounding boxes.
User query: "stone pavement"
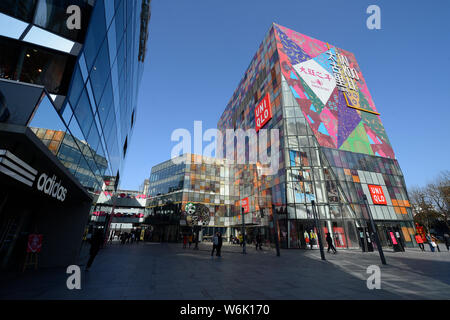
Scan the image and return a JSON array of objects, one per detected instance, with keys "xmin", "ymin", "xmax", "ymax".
[{"xmin": 0, "ymin": 241, "xmax": 449, "ymax": 300}]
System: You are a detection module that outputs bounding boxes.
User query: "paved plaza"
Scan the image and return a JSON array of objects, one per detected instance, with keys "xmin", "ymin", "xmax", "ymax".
[{"xmin": 0, "ymin": 241, "xmax": 449, "ymax": 300}]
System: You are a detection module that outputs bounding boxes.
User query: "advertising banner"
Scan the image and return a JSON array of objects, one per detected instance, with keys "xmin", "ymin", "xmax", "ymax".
[{"xmin": 241, "ymin": 197, "xmax": 250, "ymax": 213}]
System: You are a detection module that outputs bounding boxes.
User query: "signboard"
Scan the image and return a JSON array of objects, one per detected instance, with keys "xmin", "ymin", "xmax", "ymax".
[
  {"xmin": 255, "ymin": 93, "xmax": 272, "ymax": 132},
  {"xmin": 389, "ymin": 232, "xmax": 398, "ymax": 245},
  {"xmin": 241, "ymin": 197, "xmax": 249, "ymax": 213},
  {"xmin": 27, "ymin": 234, "xmax": 43, "ymax": 253},
  {"xmin": 293, "ymin": 59, "xmax": 335, "ymax": 105},
  {"xmin": 185, "ymin": 202, "xmax": 196, "ymax": 214},
  {"xmin": 368, "ymin": 184, "xmax": 387, "ymax": 205}
]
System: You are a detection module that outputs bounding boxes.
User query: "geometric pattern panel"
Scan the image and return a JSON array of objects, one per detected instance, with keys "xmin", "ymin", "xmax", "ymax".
[{"xmin": 274, "ymin": 23, "xmax": 395, "ymax": 159}]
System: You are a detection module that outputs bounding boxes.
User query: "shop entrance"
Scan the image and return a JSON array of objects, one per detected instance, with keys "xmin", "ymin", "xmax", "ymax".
[
  {"xmin": 357, "ymin": 226, "xmax": 374, "ymax": 252},
  {"xmin": 288, "ymin": 220, "xmax": 318, "ymax": 249},
  {"xmin": 385, "ymin": 224, "xmax": 405, "ymax": 252}
]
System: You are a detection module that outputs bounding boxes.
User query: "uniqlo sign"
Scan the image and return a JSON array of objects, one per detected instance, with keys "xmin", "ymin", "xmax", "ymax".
[
  {"xmin": 255, "ymin": 93, "xmax": 272, "ymax": 132},
  {"xmin": 368, "ymin": 184, "xmax": 387, "ymax": 205},
  {"xmin": 241, "ymin": 197, "xmax": 250, "ymax": 213}
]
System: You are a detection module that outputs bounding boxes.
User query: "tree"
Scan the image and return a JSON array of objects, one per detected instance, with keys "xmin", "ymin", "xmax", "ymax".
[
  {"xmin": 410, "ymin": 187, "xmax": 440, "ymax": 232},
  {"xmin": 426, "ymin": 170, "xmax": 450, "ymax": 228},
  {"xmin": 410, "ymin": 170, "xmax": 450, "ymax": 231}
]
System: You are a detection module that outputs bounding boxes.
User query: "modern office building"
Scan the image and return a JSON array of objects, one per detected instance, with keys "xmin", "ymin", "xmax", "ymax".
[
  {"xmin": 216, "ymin": 23, "xmax": 415, "ymax": 249},
  {"xmin": 147, "ymin": 154, "xmax": 232, "ymax": 242},
  {"xmin": 0, "ymin": 0, "xmax": 151, "ymax": 269}
]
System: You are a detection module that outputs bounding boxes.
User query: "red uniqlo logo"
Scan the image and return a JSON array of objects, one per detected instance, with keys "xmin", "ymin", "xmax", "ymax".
[
  {"xmin": 368, "ymin": 184, "xmax": 387, "ymax": 205},
  {"xmin": 255, "ymin": 93, "xmax": 272, "ymax": 132},
  {"xmin": 241, "ymin": 197, "xmax": 250, "ymax": 213}
]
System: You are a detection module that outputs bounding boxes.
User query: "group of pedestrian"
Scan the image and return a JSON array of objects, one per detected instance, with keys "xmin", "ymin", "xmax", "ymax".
[
  {"xmin": 182, "ymin": 234, "xmax": 194, "ymax": 249},
  {"xmin": 229, "ymin": 235, "xmax": 240, "ymax": 245},
  {"xmin": 119, "ymin": 231, "xmax": 139, "ymax": 244},
  {"xmin": 415, "ymin": 233, "xmax": 450, "ymax": 252}
]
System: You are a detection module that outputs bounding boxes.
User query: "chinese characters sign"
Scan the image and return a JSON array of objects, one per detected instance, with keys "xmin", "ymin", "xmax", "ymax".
[
  {"xmin": 326, "ymin": 48, "xmax": 359, "ymax": 94},
  {"xmin": 255, "ymin": 93, "xmax": 272, "ymax": 132},
  {"xmin": 368, "ymin": 184, "xmax": 387, "ymax": 205},
  {"xmin": 293, "ymin": 59, "xmax": 335, "ymax": 105}
]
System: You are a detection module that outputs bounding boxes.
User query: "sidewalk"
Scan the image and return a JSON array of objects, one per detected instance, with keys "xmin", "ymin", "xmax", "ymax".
[{"xmin": 0, "ymin": 242, "xmax": 448, "ymax": 300}]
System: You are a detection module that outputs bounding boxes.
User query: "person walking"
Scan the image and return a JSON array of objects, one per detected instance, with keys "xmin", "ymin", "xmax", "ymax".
[
  {"xmin": 211, "ymin": 232, "xmax": 219, "ymax": 258},
  {"xmin": 326, "ymin": 233, "xmax": 337, "ymax": 254},
  {"xmin": 415, "ymin": 233, "xmax": 425, "ymax": 251},
  {"xmin": 216, "ymin": 232, "xmax": 223, "ymax": 257},
  {"xmin": 425, "ymin": 233, "xmax": 435, "ymax": 252},
  {"xmin": 188, "ymin": 234, "xmax": 193, "ymax": 248},
  {"xmin": 309, "ymin": 230, "xmax": 315, "ymax": 250},
  {"xmin": 444, "ymin": 233, "xmax": 450, "ymax": 251},
  {"xmin": 183, "ymin": 234, "xmax": 188, "ymax": 249},
  {"xmin": 86, "ymin": 229, "xmax": 104, "ymax": 271},
  {"xmin": 255, "ymin": 233, "xmax": 263, "ymax": 250},
  {"xmin": 431, "ymin": 234, "xmax": 441, "ymax": 252}
]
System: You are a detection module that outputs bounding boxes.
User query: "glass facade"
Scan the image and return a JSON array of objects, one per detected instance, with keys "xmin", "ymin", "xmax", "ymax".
[
  {"xmin": 148, "ymin": 154, "xmax": 233, "ymax": 227},
  {"xmin": 144, "ymin": 23, "xmax": 415, "ymax": 249},
  {"xmin": 0, "ymin": 0, "xmax": 151, "ymax": 193},
  {"xmin": 214, "ymin": 23, "xmax": 415, "ymax": 249}
]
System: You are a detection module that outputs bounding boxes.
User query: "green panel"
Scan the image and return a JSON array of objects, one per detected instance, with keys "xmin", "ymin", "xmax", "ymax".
[
  {"xmin": 299, "ymin": 77, "xmax": 325, "ymax": 114},
  {"xmin": 360, "ymin": 111, "xmax": 390, "ymax": 145},
  {"xmin": 339, "ymin": 121, "xmax": 374, "ymax": 155}
]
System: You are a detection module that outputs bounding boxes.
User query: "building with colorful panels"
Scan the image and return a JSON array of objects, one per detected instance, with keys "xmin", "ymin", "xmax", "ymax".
[{"xmin": 217, "ymin": 23, "xmax": 415, "ymax": 249}]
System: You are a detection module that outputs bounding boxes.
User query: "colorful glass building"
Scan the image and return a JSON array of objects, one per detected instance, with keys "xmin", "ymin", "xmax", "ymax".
[
  {"xmin": 216, "ymin": 23, "xmax": 415, "ymax": 249},
  {"xmin": 147, "ymin": 154, "xmax": 233, "ymax": 241}
]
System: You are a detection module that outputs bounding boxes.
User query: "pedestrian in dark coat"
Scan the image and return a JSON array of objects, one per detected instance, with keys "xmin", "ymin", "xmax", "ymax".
[
  {"xmin": 86, "ymin": 229, "xmax": 104, "ymax": 271},
  {"xmin": 326, "ymin": 233, "xmax": 337, "ymax": 254},
  {"xmin": 255, "ymin": 233, "xmax": 263, "ymax": 250},
  {"xmin": 216, "ymin": 232, "xmax": 223, "ymax": 257},
  {"xmin": 444, "ymin": 234, "xmax": 450, "ymax": 251},
  {"xmin": 211, "ymin": 233, "xmax": 219, "ymax": 257}
]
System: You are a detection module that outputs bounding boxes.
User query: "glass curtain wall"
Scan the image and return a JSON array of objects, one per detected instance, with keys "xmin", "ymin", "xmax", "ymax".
[{"xmin": 282, "ymin": 74, "xmax": 361, "ymax": 249}]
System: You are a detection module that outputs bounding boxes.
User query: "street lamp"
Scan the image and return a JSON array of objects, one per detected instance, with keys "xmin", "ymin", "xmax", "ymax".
[
  {"xmin": 362, "ymin": 195, "xmax": 387, "ymax": 265},
  {"xmin": 271, "ymin": 204, "xmax": 281, "ymax": 257},
  {"xmin": 241, "ymin": 207, "xmax": 246, "ymax": 254},
  {"xmin": 311, "ymin": 200, "xmax": 326, "ymax": 261}
]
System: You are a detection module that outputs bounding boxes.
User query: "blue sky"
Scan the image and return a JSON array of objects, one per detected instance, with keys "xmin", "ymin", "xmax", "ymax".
[{"xmin": 120, "ymin": 0, "xmax": 450, "ymax": 191}]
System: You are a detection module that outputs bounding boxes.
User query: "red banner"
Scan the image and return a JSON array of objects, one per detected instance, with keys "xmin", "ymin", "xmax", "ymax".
[
  {"xmin": 27, "ymin": 234, "xmax": 43, "ymax": 253},
  {"xmin": 241, "ymin": 197, "xmax": 250, "ymax": 213},
  {"xmin": 368, "ymin": 184, "xmax": 387, "ymax": 205},
  {"xmin": 255, "ymin": 93, "xmax": 272, "ymax": 132}
]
